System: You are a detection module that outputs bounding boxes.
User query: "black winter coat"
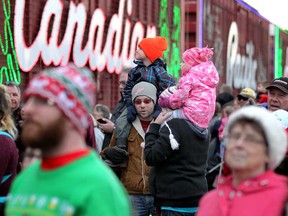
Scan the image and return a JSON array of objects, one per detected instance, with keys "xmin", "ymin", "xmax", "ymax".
[{"xmin": 144, "ymin": 118, "xmax": 209, "ymax": 207}]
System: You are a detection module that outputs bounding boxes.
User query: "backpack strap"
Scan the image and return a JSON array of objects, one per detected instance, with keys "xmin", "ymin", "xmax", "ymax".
[
  {"xmin": 1, "ymin": 174, "xmax": 12, "ymax": 184},
  {"xmin": 0, "ymin": 131, "xmax": 14, "ymax": 185},
  {"xmin": 0, "ymin": 196, "xmax": 7, "ymax": 203},
  {"xmin": 0, "ymin": 131, "xmax": 13, "ymax": 140},
  {"xmin": 0, "ymin": 174, "xmax": 12, "ymax": 203}
]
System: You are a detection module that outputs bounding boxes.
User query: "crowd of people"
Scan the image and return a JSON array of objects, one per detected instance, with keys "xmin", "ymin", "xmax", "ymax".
[{"xmin": 0, "ymin": 36, "xmax": 288, "ymax": 216}]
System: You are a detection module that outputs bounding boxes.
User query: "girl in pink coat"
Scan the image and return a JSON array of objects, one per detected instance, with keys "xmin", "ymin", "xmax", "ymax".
[
  {"xmin": 159, "ymin": 46, "xmax": 219, "ymax": 128},
  {"xmin": 197, "ymin": 106, "xmax": 288, "ymax": 216}
]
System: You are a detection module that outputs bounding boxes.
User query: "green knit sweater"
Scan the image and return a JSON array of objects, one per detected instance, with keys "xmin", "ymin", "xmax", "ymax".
[{"xmin": 6, "ymin": 151, "xmax": 131, "ymax": 216}]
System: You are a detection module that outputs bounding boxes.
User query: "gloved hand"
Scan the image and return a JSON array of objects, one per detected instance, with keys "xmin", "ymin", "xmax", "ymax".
[
  {"xmin": 105, "ymin": 146, "xmax": 129, "ymax": 164},
  {"xmin": 127, "ymin": 105, "xmax": 137, "ymax": 123}
]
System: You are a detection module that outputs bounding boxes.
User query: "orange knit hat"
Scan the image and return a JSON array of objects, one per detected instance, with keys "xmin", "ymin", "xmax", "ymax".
[{"xmin": 138, "ymin": 36, "xmax": 168, "ymax": 62}]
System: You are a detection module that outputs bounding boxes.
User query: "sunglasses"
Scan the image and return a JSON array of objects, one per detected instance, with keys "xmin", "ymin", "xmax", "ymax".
[
  {"xmin": 237, "ymin": 95, "xmax": 249, "ymax": 101},
  {"xmin": 134, "ymin": 98, "xmax": 153, "ymax": 105}
]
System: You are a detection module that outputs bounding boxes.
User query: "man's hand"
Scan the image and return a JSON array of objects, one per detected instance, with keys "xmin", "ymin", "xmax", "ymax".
[
  {"xmin": 98, "ymin": 118, "xmax": 115, "ymax": 133},
  {"xmin": 105, "ymin": 146, "xmax": 129, "ymax": 164}
]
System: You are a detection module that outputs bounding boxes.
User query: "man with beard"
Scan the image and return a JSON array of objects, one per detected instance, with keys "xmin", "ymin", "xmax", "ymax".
[
  {"xmin": 5, "ymin": 64, "xmax": 131, "ymax": 216},
  {"xmin": 101, "ymin": 82, "xmax": 158, "ymax": 216}
]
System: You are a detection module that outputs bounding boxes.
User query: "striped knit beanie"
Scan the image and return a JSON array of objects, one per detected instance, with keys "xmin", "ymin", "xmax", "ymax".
[{"xmin": 24, "ymin": 64, "xmax": 97, "ymax": 136}]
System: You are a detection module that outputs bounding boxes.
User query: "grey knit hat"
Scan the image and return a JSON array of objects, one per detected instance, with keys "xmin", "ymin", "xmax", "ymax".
[
  {"xmin": 132, "ymin": 82, "xmax": 157, "ymax": 104},
  {"xmin": 224, "ymin": 106, "xmax": 287, "ymax": 169}
]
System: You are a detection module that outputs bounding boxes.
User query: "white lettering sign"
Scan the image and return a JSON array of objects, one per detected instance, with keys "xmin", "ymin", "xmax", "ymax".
[
  {"xmin": 14, "ymin": 0, "xmax": 157, "ymax": 73},
  {"xmin": 226, "ymin": 21, "xmax": 257, "ymax": 89}
]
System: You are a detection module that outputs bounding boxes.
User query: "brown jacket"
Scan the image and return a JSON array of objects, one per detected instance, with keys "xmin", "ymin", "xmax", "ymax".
[{"xmin": 106, "ymin": 117, "xmax": 151, "ymax": 195}]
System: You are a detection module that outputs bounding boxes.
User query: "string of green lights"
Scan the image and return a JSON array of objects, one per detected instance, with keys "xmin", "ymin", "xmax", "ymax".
[
  {"xmin": 0, "ymin": 0, "xmax": 21, "ymax": 84},
  {"xmin": 159, "ymin": 0, "xmax": 181, "ymax": 79},
  {"xmin": 274, "ymin": 26, "xmax": 283, "ymax": 78},
  {"xmin": 1, "ymin": 0, "xmax": 181, "ymax": 83}
]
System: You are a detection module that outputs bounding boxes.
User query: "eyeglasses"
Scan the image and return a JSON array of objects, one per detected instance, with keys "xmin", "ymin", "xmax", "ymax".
[
  {"xmin": 225, "ymin": 133, "xmax": 265, "ymax": 145},
  {"xmin": 134, "ymin": 98, "xmax": 153, "ymax": 105}
]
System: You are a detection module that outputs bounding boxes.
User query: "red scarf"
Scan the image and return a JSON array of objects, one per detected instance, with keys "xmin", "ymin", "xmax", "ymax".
[{"xmin": 41, "ymin": 149, "xmax": 90, "ymax": 170}]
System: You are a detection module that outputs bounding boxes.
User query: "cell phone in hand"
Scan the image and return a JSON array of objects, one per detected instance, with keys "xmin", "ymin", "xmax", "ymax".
[{"xmin": 97, "ymin": 118, "xmax": 106, "ymax": 124}]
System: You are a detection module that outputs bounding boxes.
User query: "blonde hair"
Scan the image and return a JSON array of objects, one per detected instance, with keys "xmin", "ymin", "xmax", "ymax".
[{"xmin": 0, "ymin": 84, "xmax": 18, "ymax": 139}]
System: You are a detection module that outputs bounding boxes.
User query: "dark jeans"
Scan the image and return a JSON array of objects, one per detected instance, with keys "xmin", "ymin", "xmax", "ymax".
[
  {"xmin": 129, "ymin": 195, "xmax": 156, "ymax": 216},
  {"xmin": 161, "ymin": 210, "xmax": 195, "ymax": 216}
]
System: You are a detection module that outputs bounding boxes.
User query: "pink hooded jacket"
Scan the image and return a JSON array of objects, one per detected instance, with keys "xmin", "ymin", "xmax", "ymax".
[
  {"xmin": 159, "ymin": 61, "xmax": 219, "ymax": 128},
  {"xmin": 197, "ymin": 170, "xmax": 288, "ymax": 216}
]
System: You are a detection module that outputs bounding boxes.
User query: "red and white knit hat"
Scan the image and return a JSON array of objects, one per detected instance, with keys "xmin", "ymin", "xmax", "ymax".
[{"xmin": 24, "ymin": 64, "xmax": 97, "ymax": 136}]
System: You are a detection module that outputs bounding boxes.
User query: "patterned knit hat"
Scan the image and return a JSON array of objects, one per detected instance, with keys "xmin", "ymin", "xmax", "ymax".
[
  {"xmin": 138, "ymin": 36, "xmax": 168, "ymax": 62},
  {"xmin": 24, "ymin": 64, "xmax": 97, "ymax": 136},
  {"xmin": 182, "ymin": 46, "xmax": 213, "ymax": 67},
  {"xmin": 132, "ymin": 82, "xmax": 157, "ymax": 104}
]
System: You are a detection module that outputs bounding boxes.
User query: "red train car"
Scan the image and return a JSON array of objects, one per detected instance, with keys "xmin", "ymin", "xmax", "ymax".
[
  {"xmin": 200, "ymin": 0, "xmax": 288, "ymax": 91},
  {"xmin": 0, "ymin": 0, "xmax": 182, "ymax": 110}
]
